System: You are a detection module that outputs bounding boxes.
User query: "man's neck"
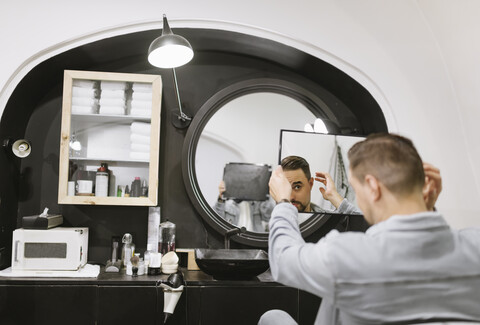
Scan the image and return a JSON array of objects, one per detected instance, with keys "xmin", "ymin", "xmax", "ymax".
[{"xmin": 374, "ymin": 193, "xmax": 428, "ymax": 224}]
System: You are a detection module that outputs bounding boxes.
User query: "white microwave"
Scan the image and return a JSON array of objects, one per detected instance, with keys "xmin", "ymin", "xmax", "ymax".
[{"xmin": 12, "ymin": 227, "xmax": 88, "ymax": 271}]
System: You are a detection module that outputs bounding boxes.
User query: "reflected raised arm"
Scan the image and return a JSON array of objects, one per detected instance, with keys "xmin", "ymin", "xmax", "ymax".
[
  {"xmin": 314, "ymin": 171, "xmax": 344, "ymax": 209},
  {"xmin": 268, "ymin": 166, "xmax": 292, "ymax": 203}
]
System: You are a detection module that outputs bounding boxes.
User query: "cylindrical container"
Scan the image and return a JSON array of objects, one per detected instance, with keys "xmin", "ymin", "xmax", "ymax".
[
  {"xmin": 68, "ymin": 181, "xmax": 75, "ymax": 196},
  {"xmin": 95, "ymin": 164, "xmax": 109, "ymax": 197},
  {"xmin": 131, "ymin": 177, "xmax": 141, "ymax": 197},
  {"xmin": 147, "ymin": 252, "xmax": 162, "ymax": 275},
  {"xmin": 158, "ymin": 220, "xmax": 176, "ymax": 255},
  {"xmin": 144, "ymin": 243, "xmax": 153, "ymax": 273}
]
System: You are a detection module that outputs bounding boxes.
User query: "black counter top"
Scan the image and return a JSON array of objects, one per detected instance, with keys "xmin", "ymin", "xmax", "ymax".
[{"xmin": 0, "ymin": 266, "xmax": 279, "ymax": 287}]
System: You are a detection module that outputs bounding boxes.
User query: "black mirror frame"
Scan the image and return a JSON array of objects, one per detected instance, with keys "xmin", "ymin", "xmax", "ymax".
[{"xmin": 182, "ymin": 78, "xmax": 343, "ymax": 247}]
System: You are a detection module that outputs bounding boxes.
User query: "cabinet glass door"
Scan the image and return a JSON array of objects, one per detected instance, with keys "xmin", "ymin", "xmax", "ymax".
[{"xmin": 58, "ymin": 70, "xmax": 161, "ymax": 206}]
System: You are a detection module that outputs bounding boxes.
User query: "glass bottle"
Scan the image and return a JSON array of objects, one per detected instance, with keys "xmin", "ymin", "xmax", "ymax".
[
  {"xmin": 121, "ymin": 233, "xmax": 135, "ymax": 269},
  {"xmin": 158, "ymin": 220, "xmax": 176, "ymax": 255}
]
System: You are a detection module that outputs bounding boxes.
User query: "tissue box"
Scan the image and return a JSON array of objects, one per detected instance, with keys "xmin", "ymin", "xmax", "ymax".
[{"xmin": 22, "ymin": 214, "xmax": 63, "ymax": 229}]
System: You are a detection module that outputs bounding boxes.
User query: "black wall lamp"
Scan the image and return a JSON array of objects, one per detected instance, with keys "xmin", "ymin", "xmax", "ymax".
[{"xmin": 148, "ymin": 14, "xmax": 194, "ymax": 128}]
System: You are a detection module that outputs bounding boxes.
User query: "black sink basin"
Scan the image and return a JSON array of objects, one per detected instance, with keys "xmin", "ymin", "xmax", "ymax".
[{"xmin": 195, "ymin": 249, "xmax": 269, "ymax": 280}]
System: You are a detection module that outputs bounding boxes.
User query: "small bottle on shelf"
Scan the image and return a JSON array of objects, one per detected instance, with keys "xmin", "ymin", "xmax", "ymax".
[
  {"xmin": 140, "ymin": 180, "xmax": 148, "ymax": 197},
  {"xmin": 124, "ymin": 185, "xmax": 130, "ymax": 197}
]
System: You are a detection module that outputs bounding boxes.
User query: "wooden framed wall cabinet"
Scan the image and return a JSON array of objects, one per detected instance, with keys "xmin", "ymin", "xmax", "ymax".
[{"xmin": 58, "ymin": 70, "xmax": 162, "ymax": 206}]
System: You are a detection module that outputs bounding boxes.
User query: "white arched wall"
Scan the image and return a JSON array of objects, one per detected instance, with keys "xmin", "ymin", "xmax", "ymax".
[{"xmin": 0, "ymin": 0, "xmax": 478, "ymax": 228}]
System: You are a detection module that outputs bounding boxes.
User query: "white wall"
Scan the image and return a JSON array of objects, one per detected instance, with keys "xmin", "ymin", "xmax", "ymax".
[{"xmin": 1, "ymin": 0, "xmax": 479, "ymax": 228}]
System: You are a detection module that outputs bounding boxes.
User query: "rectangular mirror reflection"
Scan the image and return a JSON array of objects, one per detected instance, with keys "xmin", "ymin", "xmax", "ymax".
[{"xmin": 279, "ymin": 129, "xmax": 366, "ymax": 217}]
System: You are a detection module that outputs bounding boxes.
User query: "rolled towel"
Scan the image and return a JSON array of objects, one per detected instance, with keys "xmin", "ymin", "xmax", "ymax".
[
  {"xmin": 130, "ymin": 143, "xmax": 150, "ymax": 153},
  {"xmin": 132, "ymin": 91, "xmax": 152, "ymax": 101},
  {"xmin": 101, "ymin": 89, "xmax": 126, "ymax": 99},
  {"xmin": 99, "ymin": 97, "xmax": 126, "ymax": 107},
  {"xmin": 100, "ymin": 81, "xmax": 128, "ymax": 90},
  {"xmin": 129, "ymin": 151, "xmax": 150, "ymax": 161},
  {"xmin": 130, "ymin": 108, "xmax": 151, "ymax": 118},
  {"xmin": 99, "ymin": 106, "xmax": 125, "ymax": 115},
  {"xmin": 130, "ymin": 122, "xmax": 151, "ymax": 136},
  {"xmin": 73, "ymin": 80, "xmax": 98, "ymax": 88},
  {"xmin": 130, "ymin": 133, "xmax": 150, "ymax": 145},
  {"xmin": 130, "ymin": 100, "xmax": 151, "ymax": 110},
  {"xmin": 72, "ymin": 86, "xmax": 100, "ymax": 98},
  {"xmin": 132, "ymin": 82, "xmax": 152, "ymax": 93},
  {"xmin": 72, "ymin": 97, "xmax": 98, "ymax": 107},
  {"xmin": 72, "ymin": 105, "xmax": 95, "ymax": 115}
]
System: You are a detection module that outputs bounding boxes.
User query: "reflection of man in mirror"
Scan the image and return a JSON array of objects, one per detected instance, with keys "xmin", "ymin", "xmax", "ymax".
[
  {"xmin": 213, "ymin": 180, "xmax": 275, "ymax": 233},
  {"xmin": 280, "ymin": 156, "xmax": 358, "ymax": 214}
]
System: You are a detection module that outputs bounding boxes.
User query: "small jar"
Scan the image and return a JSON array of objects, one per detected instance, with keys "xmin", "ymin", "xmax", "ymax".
[{"xmin": 147, "ymin": 252, "xmax": 162, "ymax": 275}]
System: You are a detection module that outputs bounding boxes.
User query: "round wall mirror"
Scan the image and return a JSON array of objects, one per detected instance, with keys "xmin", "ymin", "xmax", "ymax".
[{"xmin": 183, "ymin": 78, "xmax": 351, "ymax": 246}]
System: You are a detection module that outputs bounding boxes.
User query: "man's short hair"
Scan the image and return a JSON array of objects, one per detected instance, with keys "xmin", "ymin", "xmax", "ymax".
[
  {"xmin": 281, "ymin": 156, "xmax": 311, "ymax": 180},
  {"xmin": 348, "ymin": 133, "xmax": 425, "ymax": 196}
]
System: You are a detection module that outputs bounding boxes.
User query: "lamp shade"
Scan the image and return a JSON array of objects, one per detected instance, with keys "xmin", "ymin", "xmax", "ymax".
[{"xmin": 148, "ymin": 15, "xmax": 194, "ymax": 68}]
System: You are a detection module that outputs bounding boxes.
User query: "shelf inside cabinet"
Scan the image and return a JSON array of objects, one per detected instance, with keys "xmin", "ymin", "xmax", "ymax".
[
  {"xmin": 71, "ymin": 113, "xmax": 151, "ymax": 123},
  {"xmin": 69, "ymin": 157, "xmax": 149, "ymax": 164}
]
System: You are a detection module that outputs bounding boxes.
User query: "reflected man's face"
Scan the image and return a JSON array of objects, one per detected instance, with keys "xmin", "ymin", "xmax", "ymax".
[{"xmin": 283, "ymin": 168, "xmax": 314, "ymax": 212}]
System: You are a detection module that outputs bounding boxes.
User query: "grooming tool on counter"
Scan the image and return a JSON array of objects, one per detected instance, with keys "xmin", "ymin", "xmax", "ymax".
[
  {"xmin": 160, "ymin": 272, "xmax": 185, "ymax": 324},
  {"xmin": 130, "ymin": 254, "xmax": 140, "ymax": 277},
  {"xmin": 22, "ymin": 207, "xmax": 63, "ymax": 229},
  {"xmin": 105, "ymin": 240, "xmax": 121, "ymax": 272}
]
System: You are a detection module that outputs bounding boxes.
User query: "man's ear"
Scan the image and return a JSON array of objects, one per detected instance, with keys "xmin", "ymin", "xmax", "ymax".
[
  {"xmin": 308, "ymin": 177, "xmax": 314, "ymax": 189},
  {"xmin": 364, "ymin": 174, "xmax": 381, "ymax": 201}
]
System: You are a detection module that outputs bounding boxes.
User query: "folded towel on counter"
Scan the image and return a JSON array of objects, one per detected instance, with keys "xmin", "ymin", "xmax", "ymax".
[
  {"xmin": 72, "ymin": 97, "xmax": 98, "ymax": 107},
  {"xmin": 130, "ymin": 133, "xmax": 150, "ymax": 145},
  {"xmin": 101, "ymin": 89, "xmax": 126, "ymax": 99},
  {"xmin": 132, "ymin": 91, "xmax": 152, "ymax": 101},
  {"xmin": 130, "ymin": 143, "xmax": 150, "ymax": 153},
  {"xmin": 132, "ymin": 82, "xmax": 152, "ymax": 93},
  {"xmin": 99, "ymin": 97, "xmax": 126, "ymax": 107},
  {"xmin": 130, "ymin": 100, "xmax": 151, "ymax": 110},
  {"xmin": 73, "ymin": 80, "xmax": 98, "ymax": 89},
  {"xmin": 130, "ymin": 122, "xmax": 151, "ymax": 136},
  {"xmin": 100, "ymin": 81, "xmax": 128, "ymax": 90},
  {"xmin": 0, "ymin": 264, "xmax": 100, "ymax": 278},
  {"xmin": 99, "ymin": 106, "xmax": 125, "ymax": 115},
  {"xmin": 129, "ymin": 151, "xmax": 150, "ymax": 161},
  {"xmin": 72, "ymin": 105, "xmax": 96, "ymax": 115},
  {"xmin": 72, "ymin": 86, "xmax": 100, "ymax": 98},
  {"xmin": 129, "ymin": 108, "xmax": 152, "ymax": 118}
]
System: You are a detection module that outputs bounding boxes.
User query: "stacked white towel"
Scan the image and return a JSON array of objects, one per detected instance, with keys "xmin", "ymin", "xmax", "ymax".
[
  {"xmin": 71, "ymin": 79, "xmax": 99, "ymax": 115},
  {"xmin": 99, "ymin": 81, "xmax": 128, "ymax": 115},
  {"xmin": 130, "ymin": 83, "xmax": 153, "ymax": 117},
  {"xmin": 130, "ymin": 122, "xmax": 151, "ymax": 160}
]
